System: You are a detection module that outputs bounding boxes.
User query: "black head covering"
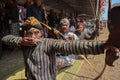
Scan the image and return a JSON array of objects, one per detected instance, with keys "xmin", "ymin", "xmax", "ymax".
[{"xmin": 19, "ymin": 24, "xmax": 43, "ymax": 36}]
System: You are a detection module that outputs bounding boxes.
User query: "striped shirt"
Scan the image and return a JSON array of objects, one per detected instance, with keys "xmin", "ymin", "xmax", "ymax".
[{"xmin": 2, "ymin": 35, "xmax": 105, "ymax": 80}]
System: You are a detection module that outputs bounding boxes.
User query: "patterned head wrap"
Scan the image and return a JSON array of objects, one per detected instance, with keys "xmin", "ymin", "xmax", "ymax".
[
  {"xmin": 19, "ymin": 17, "xmax": 43, "ymax": 36},
  {"xmin": 20, "ymin": 16, "xmax": 43, "ymax": 31}
]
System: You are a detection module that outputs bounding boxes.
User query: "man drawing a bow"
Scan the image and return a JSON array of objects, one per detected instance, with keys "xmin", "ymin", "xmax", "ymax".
[{"xmin": 2, "ymin": 16, "xmax": 120, "ymax": 80}]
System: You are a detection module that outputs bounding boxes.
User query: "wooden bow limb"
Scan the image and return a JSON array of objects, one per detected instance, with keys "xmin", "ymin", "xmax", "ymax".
[
  {"xmin": 79, "ymin": 55, "xmax": 99, "ymax": 74},
  {"xmin": 79, "ymin": 55, "xmax": 107, "ymax": 80},
  {"xmin": 93, "ymin": 64, "xmax": 107, "ymax": 80}
]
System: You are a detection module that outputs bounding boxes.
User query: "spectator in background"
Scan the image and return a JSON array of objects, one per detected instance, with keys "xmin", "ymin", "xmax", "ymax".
[
  {"xmin": 17, "ymin": 4, "xmax": 27, "ymax": 23},
  {"xmin": 27, "ymin": 0, "xmax": 46, "ymax": 22},
  {"xmin": 47, "ymin": 9, "xmax": 60, "ymax": 38},
  {"xmin": 23, "ymin": 0, "xmax": 31, "ymax": 20},
  {"xmin": 2, "ymin": 0, "xmax": 20, "ymax": 52},
  {"xmin": 53, "ymin": 12, "xmax": 60, "ymax": 30},
  {"xmin": 47, "ymin": 9, "xmax": 56, "ymax": 28},
  {"xmin": 68, "ymin": 13, "xmax": 76, "ymax": 32},
  {"xmin": 86, "ymin": 19, "xmax": 93, "ymax": 29},
  {"xmin": 74, "ymin": 22, "xmax": 97, "ymax": 58},
  {"xmin": 58, "ymin": 18, "xmax": 78, "ymax": 40},
  {"xmin": 59, "ymin": 10, "xmax": 66, "ymax": 20},
  {"xmin": 75, "ymin": 22, "xmax": 97, "ymax": 40},
  {"xmin": 56, "ymin": 18, "xmax": 79, "ymax": 69},
  {"xmin": 4, "ymin": 0, "xmax": 19, "ymax": 36}
]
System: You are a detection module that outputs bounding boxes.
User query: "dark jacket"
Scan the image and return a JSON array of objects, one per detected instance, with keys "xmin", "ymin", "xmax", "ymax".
[{"xmin": 27, "ymin": 4, "xmax": 45, "ymax": 22}]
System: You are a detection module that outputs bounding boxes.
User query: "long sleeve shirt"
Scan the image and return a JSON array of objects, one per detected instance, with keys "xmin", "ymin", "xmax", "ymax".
[{"xmin": 2, "ymin": 35, "xmax": 105, "ymax": 80}]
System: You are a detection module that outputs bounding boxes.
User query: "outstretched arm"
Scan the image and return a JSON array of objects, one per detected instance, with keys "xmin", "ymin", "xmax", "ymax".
[
  {"xmin": 52, "ymin": 39, "xmax": 105, "ymax": 55},
  {"xmin": 2, "ymin": 35, "xmax": 22, "ymax": 46},
  {"xmin": 2, "ymin": 35, "xmax": 36, "ymax": 47}
]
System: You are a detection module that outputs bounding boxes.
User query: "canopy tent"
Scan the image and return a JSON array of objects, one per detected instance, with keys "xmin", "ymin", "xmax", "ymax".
[
  {"xmin": 16, "ymin": 0, "xmax": 106, "ymax": 19},
  {"xmin": 43, "ymin": 0, "xmax": 103, "ymax": 19}
]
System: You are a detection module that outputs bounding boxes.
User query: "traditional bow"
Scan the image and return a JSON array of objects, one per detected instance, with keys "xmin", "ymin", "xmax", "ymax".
[{"xmin": 94, "ymin": 45, "xmax": 120, "ymax": 80}]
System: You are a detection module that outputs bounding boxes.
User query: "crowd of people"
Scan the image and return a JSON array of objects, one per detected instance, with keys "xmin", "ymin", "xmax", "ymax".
[
  {"xmin": 0, "ymin": 0, "xmax": 100, "ymax": 50},
  {"xmin": 0, "ymin": 0, "xmax": 101, "ymax": 65},
  {"xmin": 0, "ymin": 0, "xmax": 107, "ymax": 80},
  {"xmin": 2, "ymin": 16, "xmax": 105, "ymax": 80}
]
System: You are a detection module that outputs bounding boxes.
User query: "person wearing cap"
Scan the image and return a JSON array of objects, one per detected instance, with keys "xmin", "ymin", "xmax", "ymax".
[
  {"xmin": 75, "ymin": 22, "xmax": 97, "ymax": 40},
  {"xmin": 2, "ymin": 17, "xmax": 109, "ymax": 80}
]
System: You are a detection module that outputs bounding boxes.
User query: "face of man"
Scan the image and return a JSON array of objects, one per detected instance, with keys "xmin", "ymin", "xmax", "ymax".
[
  {"xmin": 61, "ymin": 23, "xmax": 69, "ymax": 32},
  {"xmin": 25, "ymin": 28, "xmax": 42, "ymax": 39}
]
